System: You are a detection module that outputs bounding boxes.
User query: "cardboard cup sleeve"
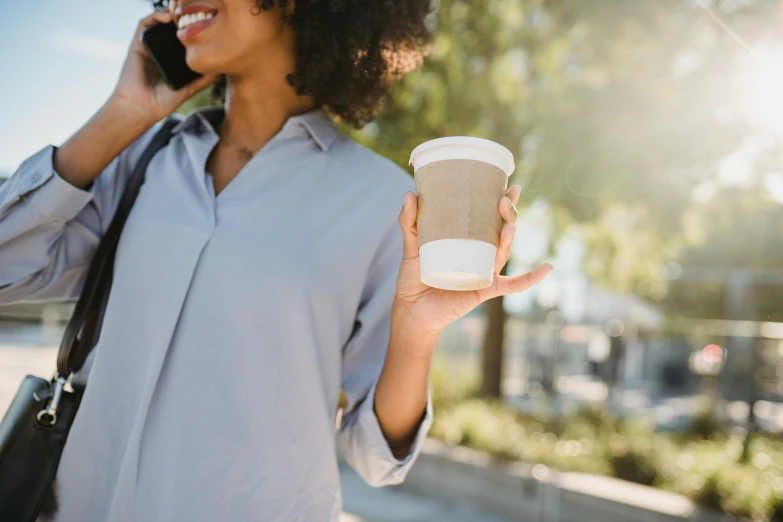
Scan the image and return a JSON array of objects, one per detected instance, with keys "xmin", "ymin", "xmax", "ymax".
[
  {"xmin": 415, "ymin": 159, "xmax": 508, "ymax": 248},
  {"xmin": 410, "ymin": 138, "xmax": 515, "ymax": 291}
]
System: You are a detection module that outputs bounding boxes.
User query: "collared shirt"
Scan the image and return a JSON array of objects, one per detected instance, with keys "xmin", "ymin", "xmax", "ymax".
[{"xmin": 0, "ymin": 107, "xmax": 432, "ymax": 522}]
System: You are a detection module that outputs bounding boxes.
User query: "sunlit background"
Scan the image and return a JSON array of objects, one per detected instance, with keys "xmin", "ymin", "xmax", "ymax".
[{"xmin": 5, "ymin": 0, "xmax": 783, "ymax": 520}]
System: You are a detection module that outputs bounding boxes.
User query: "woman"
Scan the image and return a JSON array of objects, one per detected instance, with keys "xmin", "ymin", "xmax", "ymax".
[{"xmin": 0, "ymin": 1, "xmax": 551, "ymax": 520}]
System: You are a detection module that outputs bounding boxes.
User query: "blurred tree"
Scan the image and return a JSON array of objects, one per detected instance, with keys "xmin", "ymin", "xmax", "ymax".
[
  {"xmin": 349, "ymin": 0, "xmax": 580, "ymax": 398},
  {"xmin": 537, "ymin": 0, "xmax": 783, "ymax": 315},
  {"xmin": 665, "ymin": 186, "xmax": 783, "ymax": 321},
  {"xmin": 480, "ymin": 266, "xmax": 507, "ymax": 398}
]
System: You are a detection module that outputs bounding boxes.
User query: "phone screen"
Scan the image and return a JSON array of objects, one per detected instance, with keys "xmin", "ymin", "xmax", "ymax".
[{"xmin": 141, "ymin": 22, "xmax": 202, "ymax": 90}]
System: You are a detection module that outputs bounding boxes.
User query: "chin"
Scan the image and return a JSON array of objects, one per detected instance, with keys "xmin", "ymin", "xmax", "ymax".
[{"xmin": 184, "ymin": 48, "xmax": 225, "ymax": 75}]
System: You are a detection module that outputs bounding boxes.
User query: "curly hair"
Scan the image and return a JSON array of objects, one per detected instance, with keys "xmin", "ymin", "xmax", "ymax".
[{"xmin": 151, "ymin": 0, "xmax": 432, "ymax": 127}]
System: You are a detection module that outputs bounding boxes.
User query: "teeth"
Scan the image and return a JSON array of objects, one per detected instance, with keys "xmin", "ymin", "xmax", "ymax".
[{"xmin": 178, "ymin": 11, "xmax": 214, "ymax": 30}]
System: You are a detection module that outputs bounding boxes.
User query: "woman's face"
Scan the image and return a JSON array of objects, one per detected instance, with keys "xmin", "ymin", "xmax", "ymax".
[{"xmin": 167, "ymin": 0, "xmax": 292, "ymax": 75}]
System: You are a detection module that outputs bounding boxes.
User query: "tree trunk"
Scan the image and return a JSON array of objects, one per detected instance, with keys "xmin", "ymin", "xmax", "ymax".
[{"xmin": 480, "ymin": 266, "xmax": 508, "ymax": 399}]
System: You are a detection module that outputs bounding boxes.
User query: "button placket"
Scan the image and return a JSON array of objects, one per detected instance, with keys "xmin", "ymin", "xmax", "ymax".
[{"xmin": 180, "ymin": 131, "xmax": 219, "ymax": 232}]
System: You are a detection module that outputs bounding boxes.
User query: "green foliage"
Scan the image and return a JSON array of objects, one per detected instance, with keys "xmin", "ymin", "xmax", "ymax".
[
  {"xmin": 687, "ymin": 405, "xmax": 722, "ymax": 440},
  {"xmin": 665, "ymin": 187, "xmax": 783, "ymax": 320},
  {"xmin": 176, "ymin": 86, "xmax": 217, "ymax": 115},
  {"xmin": 608, "ymin": 418, "xmax": 661, "ymax": 486},
  {"xmin": 431, "ymin": 373, "xmax": 783, "ymax": 520},
  {"xmin": 430, "ymin": 397, "xmax": 613, "ymax": 474},
  {"xmin": 350, "ymin": 0, "xmax": 559, "ymax": 171},
  {"xmin": 429, "ymin": 357, "xmax": 480, "ymax": 410}
]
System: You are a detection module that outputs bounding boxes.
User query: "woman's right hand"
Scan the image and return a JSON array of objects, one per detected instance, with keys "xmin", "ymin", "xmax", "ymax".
[
  {"xmin": 109, "ymin": 10, "xmax": 218, "ymax": 124},
  {"xmin": 53, "ymin": 11, "xmax": 218, "ymax": 190}
]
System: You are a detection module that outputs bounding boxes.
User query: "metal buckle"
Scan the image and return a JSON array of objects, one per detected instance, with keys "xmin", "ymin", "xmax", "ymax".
[{"xmin": 37, "ymin": 372, "xmax": 74, "ymax": 426}]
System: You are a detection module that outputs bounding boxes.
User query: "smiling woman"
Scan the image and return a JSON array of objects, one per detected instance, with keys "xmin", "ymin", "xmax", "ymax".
[
  {"xmin": 152, "ymin": 0, "xmax": 432, "ymax": 127},
  {"xmin": 0, "ymin": 0, "xmax": 550, "ymax": 520}
]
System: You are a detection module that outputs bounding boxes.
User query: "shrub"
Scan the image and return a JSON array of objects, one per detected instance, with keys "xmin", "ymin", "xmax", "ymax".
[
  {"xmin": 687, "ymin": 406, "xmax": 721, "ymax": 440},
  {"xmin": 428, "ymin": 379, "xmax": 783, "ymax": 521},
  {"xmin": 608, "ymin": 432, "xmax": 658, "ymax": 486}
]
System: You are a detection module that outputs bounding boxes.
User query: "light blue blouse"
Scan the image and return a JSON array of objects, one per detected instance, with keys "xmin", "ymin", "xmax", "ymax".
[{"xmin": 0, "ymin": 106, "xmax": 433, "ymax": 522}]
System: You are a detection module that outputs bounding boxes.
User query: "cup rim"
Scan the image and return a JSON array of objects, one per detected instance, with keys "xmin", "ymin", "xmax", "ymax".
[{"xmin": 409, "ymin": 137, "xmax": 515, "ymax": 176}]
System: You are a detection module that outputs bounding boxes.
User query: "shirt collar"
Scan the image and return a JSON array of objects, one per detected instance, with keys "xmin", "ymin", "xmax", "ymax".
[
  {"xmin": 290, "ymin": 109, "xmax": 339, "ymax": 152},
  {"xmin": 171, "ymin": 106, "xmax": 339, "ymax": 152},
  {"xmin": 170, "ymin": 106, "xmax": 222, "ymax": 135}
]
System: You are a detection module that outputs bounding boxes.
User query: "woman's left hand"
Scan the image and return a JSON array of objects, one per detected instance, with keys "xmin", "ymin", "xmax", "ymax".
[{"xmin": 392, "ymin": 184, "xmax": 553, "ymax": 352}]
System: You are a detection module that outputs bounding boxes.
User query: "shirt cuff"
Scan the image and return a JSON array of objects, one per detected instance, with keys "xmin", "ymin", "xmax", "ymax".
[
  {"xmin": 342, "ymin": 380, "xmax": 434, "ymax": 485},
  {"xmin": 2, "ymin": 145, "xmax": 95, "ymax": 223}
]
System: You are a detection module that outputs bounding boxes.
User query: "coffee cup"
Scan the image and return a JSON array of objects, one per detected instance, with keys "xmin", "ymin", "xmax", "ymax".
[{"xmin": 409, "ymin": 137, "xmax": 515, "ymax": 291}]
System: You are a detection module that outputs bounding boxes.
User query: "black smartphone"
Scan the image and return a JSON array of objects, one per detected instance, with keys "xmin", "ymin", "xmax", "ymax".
[{"xmin": 141, "ymin": 22, "xmax": 202, "ymax": 90}]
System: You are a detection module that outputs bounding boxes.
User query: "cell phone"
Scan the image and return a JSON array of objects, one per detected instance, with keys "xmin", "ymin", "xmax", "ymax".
[{"xmin": 141, "ymin": 22, "xmax": 202, "ymax": 90}]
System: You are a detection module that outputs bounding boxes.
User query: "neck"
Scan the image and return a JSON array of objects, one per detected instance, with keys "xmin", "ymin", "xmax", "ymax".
[{"xmin": 220, "ymin": 54, "xmax": 315, "ymax": 151}]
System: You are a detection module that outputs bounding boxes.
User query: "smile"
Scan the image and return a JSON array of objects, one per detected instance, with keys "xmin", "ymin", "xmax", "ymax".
[
  {"xmin": 176, "ymin": 8, "xmax": 218, "ymax": 43},
  {"xmin": 177, "ymin": 11, "xmax": 215, "ymax": 30}
]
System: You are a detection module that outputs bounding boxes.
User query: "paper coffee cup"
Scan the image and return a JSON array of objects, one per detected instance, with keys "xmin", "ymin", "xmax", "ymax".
[{"xmin": 410, "ymin": 137, "xmax": 515, "ymax": 291}]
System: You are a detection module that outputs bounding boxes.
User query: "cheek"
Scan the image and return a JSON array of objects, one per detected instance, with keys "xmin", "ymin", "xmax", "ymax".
[
  {"xmin": 229, "ymin": 0, "xmax": 289, "ymax": 47},
  {"xmin": 182, "ymin": 18, "xmax": 246, "ymax": 72},
  {"xmin": 183, "ymin": 2, "xmax": 287, "ymax": 73}
]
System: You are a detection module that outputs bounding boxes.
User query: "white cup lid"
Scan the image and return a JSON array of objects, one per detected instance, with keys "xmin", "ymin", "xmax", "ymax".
[{"xmin": 410, "ymin": 137, "xmax": 515, "ymax": 176}]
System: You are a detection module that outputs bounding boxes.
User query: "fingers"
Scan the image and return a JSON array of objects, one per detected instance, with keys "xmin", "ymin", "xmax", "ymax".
[
  {"xmin": 134, "ymin": 11, "xmax": 174, "ymax": 49},
  {"xmin": 477, "ymin": 263, "xmax": 553, "ymax": 302},
  {"xmin": 398, "ymin": 191, "xmax": 420, "ymax": 260},
  {"xmin": 140, "ymin": 10, "xmax": 174, "ymax": 33},
  {"xmin": 506, "ymin": 184, "xmax": 522, "ymax": 206},
  {"xmin": 509, "ymin": 263, "xmax": 554, "ymax": 294},
  {"xmin": 492, "ymin": 184, "xmax": 521, "ymax": 274},
  {"xmin": 493, "ymin": 222, "xmax": 516, "ymax": 275},
  {"xmin": 499, "ymin": 196, "xmax": 518, "ymax": 225}
]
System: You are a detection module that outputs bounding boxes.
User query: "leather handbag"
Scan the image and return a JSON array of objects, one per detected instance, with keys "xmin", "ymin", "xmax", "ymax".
[{"xmin": 0, "ymin": 116, "xmax": 181, "ymax": 522}]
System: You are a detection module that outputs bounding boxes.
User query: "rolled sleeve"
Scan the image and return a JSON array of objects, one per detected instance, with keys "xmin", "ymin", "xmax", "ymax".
[
  {"xmin": 1, "ymin": 145, "xmax": 95, "ymax": 222},
  {"xmin": 341, "ymin": 380, "xmax": 433, "ymax": 485},
  {"xmin": 27, "ymin": 146, "xmax": 96, "ymax": 219}
]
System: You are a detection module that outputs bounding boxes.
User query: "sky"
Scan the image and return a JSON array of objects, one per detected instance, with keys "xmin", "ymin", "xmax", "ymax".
[{"xmin": 0, "ymin": 1, "xmax": 152, "ymax": 174}]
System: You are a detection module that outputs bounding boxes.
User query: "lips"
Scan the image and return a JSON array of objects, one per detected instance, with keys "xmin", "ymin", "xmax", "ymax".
[{"xmin": 175, "ymin": 3, "xmax": 218, "ymax": 43}]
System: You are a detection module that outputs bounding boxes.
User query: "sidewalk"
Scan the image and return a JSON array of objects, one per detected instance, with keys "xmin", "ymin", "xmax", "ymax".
[{"xmin": 339, "ymin": 462, "xmax": 517, "ymax": 522}]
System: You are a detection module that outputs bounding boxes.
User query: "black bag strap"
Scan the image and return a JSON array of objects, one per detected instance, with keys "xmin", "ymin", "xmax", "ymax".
[{"xmin": 56, "ymin": 116, "xmax": 181, "ymax": 376}]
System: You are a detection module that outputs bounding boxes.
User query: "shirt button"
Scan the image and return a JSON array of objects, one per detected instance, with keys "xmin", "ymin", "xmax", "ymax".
[{"xmin": 30, "ymin": 173, "xmax": 41, "ymax": 183}]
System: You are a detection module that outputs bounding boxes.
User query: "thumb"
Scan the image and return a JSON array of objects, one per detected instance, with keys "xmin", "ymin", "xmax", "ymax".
[{"xmin": 398, "ymin": 191, "xmax": 420, "ymax": 260}]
